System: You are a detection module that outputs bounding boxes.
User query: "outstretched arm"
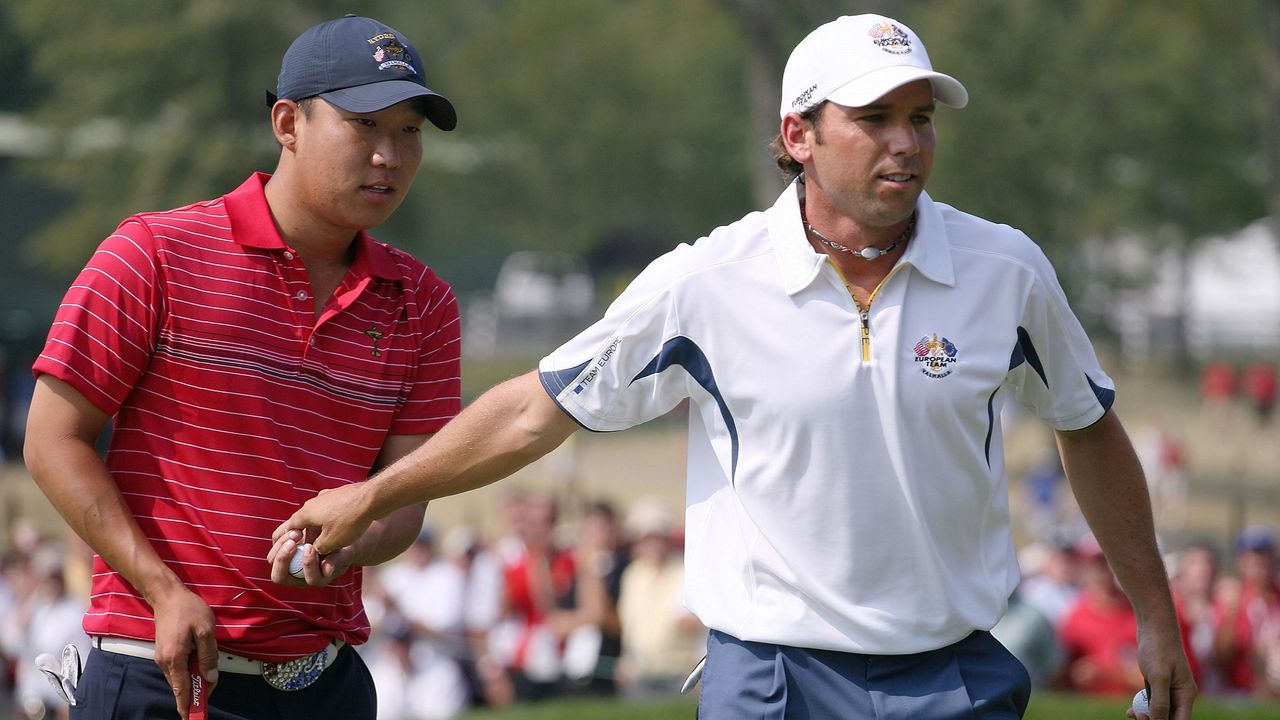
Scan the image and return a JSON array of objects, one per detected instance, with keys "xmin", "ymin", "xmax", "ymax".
[
  {"xmin": 1056, "ymin": 410, "xmax": 1196, "ymax": 720},
  {"xmin": 275, "ymin": 370, "xmax": 578, "ymax": 554}
]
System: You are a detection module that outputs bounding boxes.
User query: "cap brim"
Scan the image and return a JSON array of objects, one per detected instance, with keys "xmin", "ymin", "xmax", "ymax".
[
  {"xmin": 320, "ymin": 80, "xmax": 458, "ymax": 131},
  {"xmin": 826, "ymin": 65, "xmax": 968, "ymax": 109}
]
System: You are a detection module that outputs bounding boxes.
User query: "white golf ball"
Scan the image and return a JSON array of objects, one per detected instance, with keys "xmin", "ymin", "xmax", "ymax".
[
  {"xmin": 1131, "ymin": 688, "xmax": 1149, "ymax": 716},
  {"xmin": 288, "ymin": 543, "xmax": 310, "ymax": 579}
]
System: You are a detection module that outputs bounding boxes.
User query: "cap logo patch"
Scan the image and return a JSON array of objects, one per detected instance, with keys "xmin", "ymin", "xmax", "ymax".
[
  {"xmin": 914, "ymin": 333, "xmax": 958, "ymax": 378},
  {"xmin": 369, "ymin": 36, "xmax": 417, "ymax": 75},
  {"xmin": 867, "ymin": 22, "xmax": 912, "ymax": 55}
]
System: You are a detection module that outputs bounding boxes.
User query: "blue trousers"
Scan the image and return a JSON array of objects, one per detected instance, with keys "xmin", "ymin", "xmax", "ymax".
[
  {"xmin": 70, "ymin": 644, "xmax": 376, "ymax": 720},
  {"xmin": 698, "ymin": 629, "xmax": 1030, "ymax": 719}
]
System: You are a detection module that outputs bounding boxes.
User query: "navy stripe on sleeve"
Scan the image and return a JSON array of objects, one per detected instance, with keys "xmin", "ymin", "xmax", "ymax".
[
  {"xmin": 631, "ymin": 336, "xmax": 740, "ymax": 479},
  {"xmin": 540, "ymin": 360, "xmax": 591, "ymax": 395},
  {"xmin": 538, "ymin": 360, "xmax": 596, "ymax": 431},
  {"xmin": 1011, "ymin": 326, "xmax": 1048, "ymax": 387},
  {"xmin": 1085, "ymin": 373, "xmax": 1116, "ymax": 412}
]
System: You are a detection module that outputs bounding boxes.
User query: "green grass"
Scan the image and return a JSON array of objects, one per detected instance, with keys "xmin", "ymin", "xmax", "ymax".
[
  {"xmin": 453, "ymin": 692, "xmax": 1280, "ymax": 719},
  {"xmin": 1025, "ymin": 692, "xmax": 1277, "ymax": 719}
]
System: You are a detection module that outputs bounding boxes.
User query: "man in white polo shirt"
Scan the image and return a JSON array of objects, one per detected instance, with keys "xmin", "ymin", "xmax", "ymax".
[{"xmin": 280, "ymin": 14, "xmax": 1195, "ymax": 719}]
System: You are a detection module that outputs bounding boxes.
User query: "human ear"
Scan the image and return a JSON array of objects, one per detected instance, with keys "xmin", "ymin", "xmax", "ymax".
[
  {"xmin": 271, "ymin": 100, "xmax": 301, "ymax": 151},
  {"xmin": 780, "ymin": 112, "xmax": 814, "ymax": 165}
]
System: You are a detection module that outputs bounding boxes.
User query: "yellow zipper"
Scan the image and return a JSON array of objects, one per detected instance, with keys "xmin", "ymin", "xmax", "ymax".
[
  {"xmin": 856, "ymin": 305, "xmax": 872, "ymax": 361},
  {"xmin": 832, "ymin": 261, "xmax": 902, "ymax": 363}
]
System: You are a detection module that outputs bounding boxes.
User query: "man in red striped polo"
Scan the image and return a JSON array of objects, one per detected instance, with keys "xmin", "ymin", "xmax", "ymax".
[{"xmin": 23, "ymin": 15, "xmax": 459, "ymax": 719}]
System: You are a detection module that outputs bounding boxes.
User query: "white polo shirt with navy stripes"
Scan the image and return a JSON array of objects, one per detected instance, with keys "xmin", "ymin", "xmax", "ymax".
[{"xmin": 539, "ymin": 180, "xmax": 1114, "ymax": 655}]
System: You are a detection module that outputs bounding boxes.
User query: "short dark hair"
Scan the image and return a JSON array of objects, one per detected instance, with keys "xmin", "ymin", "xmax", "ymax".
[
  {"xmin": 769, "ymin": 102, "xmax": 825, "ymax": 183},
  {"xmin": 296, "ymin": 96, "xmax": 318, "ymax": 117}
]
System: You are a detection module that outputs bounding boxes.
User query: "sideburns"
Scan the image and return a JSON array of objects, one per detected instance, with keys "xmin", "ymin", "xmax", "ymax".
[{"xmin": 805, "ymin": 105, "xmax": 824, "ymax": 145}]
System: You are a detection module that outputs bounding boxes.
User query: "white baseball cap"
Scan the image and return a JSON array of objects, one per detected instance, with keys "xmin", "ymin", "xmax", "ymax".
[{"xmin": 780, "ymin": 14, "xmax": 968, "ymax": 117}]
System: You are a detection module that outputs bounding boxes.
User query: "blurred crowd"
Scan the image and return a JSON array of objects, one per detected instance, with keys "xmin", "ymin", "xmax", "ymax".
[
  {"xmin": 0, "ymin": 522, "xmax": 91, "ymax": 720},
  {"xmin": 4, "ymin": 486, "xmax": 1280, "ymax": 718},
  {"xmin": 3, "ymin": 347, "xmax": 709, "ymax": 719},
  {"xmin": 0, "ymin": 491, "xmax": 708, "ymax": 720},
  {"xmin": 357, "ymin": 491, "xmax": 707, "ymax": 719},
  {"xmin": 999, "ymin": 358, "xmax": 1280, "ymax": 704},
  {"xmin": 997, "ymin": 524, "xmax": 1280, "ymax": 701}
]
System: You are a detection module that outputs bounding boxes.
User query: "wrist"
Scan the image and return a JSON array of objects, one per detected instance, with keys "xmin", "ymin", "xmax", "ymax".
[
  {"xmin": 345, "ymin": 482, "xmax": 399, "ymax": 565},
  {"xmin": 1134, "ymin": 601, "xmax": 1181, "ymax": 636},
  {"xmin": 139, "ymin": 569, "xmax": 189, "ymax": 610},
  {"xmin": 357, "ymin": 479, "xmax": 387, "ymax": 529}
]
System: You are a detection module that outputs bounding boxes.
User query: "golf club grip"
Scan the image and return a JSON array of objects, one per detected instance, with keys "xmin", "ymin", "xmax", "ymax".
[{"xmin": 189, "ymin": 655, "xmax": 207, "ymax": 720}]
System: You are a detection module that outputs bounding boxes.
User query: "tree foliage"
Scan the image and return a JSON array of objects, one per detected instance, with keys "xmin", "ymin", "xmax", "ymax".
[
  {"xmin": 4, "ymin": 0, "xmax": 1274, "ymax": 301},
  {"xmin": 392, "ymin": 0, "xmax": 755, "ymax": 292},
  {"xmin": 910, "ymin": 1, "xmax": 1270, "ymax": 255},
  {"xmin": 11, "ymin": 0, "xmax": 356, "ymax": 268}
]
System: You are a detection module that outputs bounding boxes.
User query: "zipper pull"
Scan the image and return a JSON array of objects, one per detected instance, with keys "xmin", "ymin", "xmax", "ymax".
[{"xmin": 859, "ymin": 309, "xmax": 872, "ymax": 361}]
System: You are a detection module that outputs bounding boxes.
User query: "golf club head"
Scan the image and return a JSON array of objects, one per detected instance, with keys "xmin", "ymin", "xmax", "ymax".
[
  {"xmin": 62, "ymin": 643, "xmax": 82, "ymax": 688},
  {"xmin": 34, "ymin": 652, "xmax": 74, "ymax": 705}
]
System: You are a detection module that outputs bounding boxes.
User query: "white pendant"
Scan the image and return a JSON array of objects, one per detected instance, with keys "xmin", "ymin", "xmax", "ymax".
[{"xmin": 859, "ymin": 247, "xmax": 882, "ymax": 260}]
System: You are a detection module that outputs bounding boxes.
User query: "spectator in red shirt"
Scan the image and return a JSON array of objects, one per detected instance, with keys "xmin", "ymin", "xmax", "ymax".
[
  {"xmin": 1057, "ymin": 537, "xmax": 1145, "ymax": 695},
  {"xmin": 1212, "ymin": 526, "xmax": 1280, "ymax": 695},
  {"xmin": 1170, "ymin": 542, "xmax": 1222, "ymax": 692},
  {"xmin": 1200, "ymin": 361, "xmax": 1237, "ymax": 404},
  {"xmin": 496, "ymin": 494, "xmax": 577, "ymax": 701},
  {"xmin": 1200, "ymin": 360, "xmax": 1237, "ymax": 428},
  {"xmin": 1241, "ymin": 361, "xmax": 1277, "ymax": 426},
  {"xmin": 22, "ymin": 15, "xmax": 459, "ymax": 720}
]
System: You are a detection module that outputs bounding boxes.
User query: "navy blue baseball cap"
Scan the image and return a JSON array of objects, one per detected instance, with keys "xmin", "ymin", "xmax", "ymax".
[
  {"xmin": 1236, "ymin": 525, "xmax": 1276, "ymax": 554},
  {"xmin": 268, "ymin": 15, "xmax": 457, "ymax": 131}
]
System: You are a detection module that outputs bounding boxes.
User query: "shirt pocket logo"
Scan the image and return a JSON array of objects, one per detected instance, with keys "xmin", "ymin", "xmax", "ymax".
[{"xmin": 913, "ymin": 333, "xmax": 959, "ymax": 379}]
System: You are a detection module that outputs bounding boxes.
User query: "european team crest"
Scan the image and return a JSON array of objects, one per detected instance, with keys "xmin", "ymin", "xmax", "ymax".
[
  {"xmin": 867, "ymin": 22, "xmax": 912, "ymax": 55},
  {"xmin": 914, "ymin": 334, "xmax": 958, "ymax": 378}
]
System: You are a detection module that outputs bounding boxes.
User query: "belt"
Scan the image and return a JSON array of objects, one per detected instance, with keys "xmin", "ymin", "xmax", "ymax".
[{"xmin": 91, "ymin": 636, "xmax": 344, "ymax": 691}]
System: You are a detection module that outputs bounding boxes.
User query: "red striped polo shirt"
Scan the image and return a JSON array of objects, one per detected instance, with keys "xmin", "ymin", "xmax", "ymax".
[{"xmin": 33, "ymin": 173, "xmax": 461, "ymax": 661}]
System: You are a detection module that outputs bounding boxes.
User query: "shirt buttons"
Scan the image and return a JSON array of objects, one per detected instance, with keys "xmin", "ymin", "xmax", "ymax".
[
  {"xmin": 283, "ymin": 251, "xmax": 294, "ymax": 260},
  {"xmin": 295, "ymin": 290, "xmax": 309, "ymax": 301}
]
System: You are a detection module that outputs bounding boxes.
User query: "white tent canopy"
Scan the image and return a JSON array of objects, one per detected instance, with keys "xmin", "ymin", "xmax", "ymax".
[{"xmin": 1113, "ymin": 218, "xmax": 1280, "ymax": 360}]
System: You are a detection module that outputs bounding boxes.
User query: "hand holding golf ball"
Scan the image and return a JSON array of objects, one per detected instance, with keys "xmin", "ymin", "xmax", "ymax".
[
  {"xmin": 270, "ymin": 531, "xmax": 351, "ymax": 586},
  {"xmin": 274, "ymin": 530, "xmax": 322, "ymax": 582}
]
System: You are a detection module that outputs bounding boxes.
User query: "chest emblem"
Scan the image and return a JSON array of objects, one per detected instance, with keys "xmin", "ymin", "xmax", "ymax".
[
  {"xmin": 913, "ymin": 334, "xmax": 958, "ymax": 378},
  {"xmin": 364, "ymin": 327, "xmax": 385, "ymax": 357}
]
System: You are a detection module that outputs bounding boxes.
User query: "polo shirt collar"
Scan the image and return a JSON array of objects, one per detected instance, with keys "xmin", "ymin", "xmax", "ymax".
[
  {"xmin": 224, "ymin": 172, "xmax": 401, "ymax": 281},
  {"xmin": 769, "ymin": 179, "xmax": 956, "ymax": 295}
]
